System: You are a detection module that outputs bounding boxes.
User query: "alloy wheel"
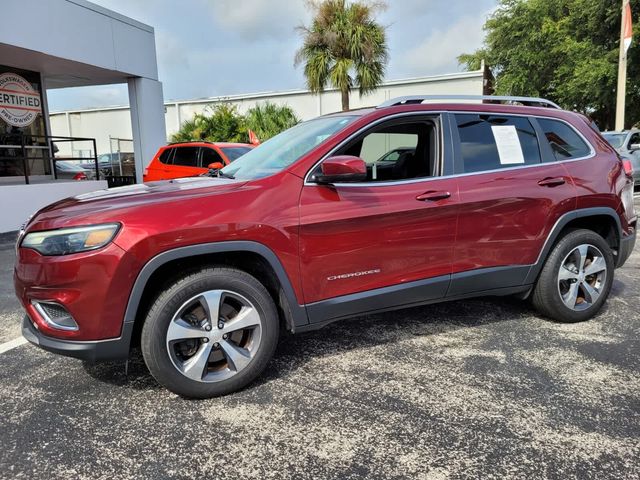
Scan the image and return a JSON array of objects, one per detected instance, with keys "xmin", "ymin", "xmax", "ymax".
[
  {"xmin": 166, "ymin": 290, "xmax": 262, "ymax": 382},
  {"xmin": 557, "ymin": 244, "xmax": 607, "ymax": 311}
]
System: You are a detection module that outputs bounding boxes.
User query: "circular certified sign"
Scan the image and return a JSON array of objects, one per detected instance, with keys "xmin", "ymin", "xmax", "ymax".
[{"xmin": 0, "ymin": 73, "xmax": 42, "ymax": 127}]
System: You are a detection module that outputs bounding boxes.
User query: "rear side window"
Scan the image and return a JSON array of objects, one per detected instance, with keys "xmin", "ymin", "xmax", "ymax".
[
  {"xmin": 537, "ymin": 119, "xmax": 591, "ymax": 160},
  {"xmin": 172, "ymin": 147, "xmax": 200, "ymax": 167},
  {"xmin": 455, "ymin": 114, "xmax": 541, "ymax": 173},
  {"xmin": 158, "ymin": 148, "xmax": 173, "ymax": 164}
]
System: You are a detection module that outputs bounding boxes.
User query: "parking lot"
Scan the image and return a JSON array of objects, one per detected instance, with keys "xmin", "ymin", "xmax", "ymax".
[{"xmin": 1, "ymin": 208, "xmax": 639, "ymax": 480}]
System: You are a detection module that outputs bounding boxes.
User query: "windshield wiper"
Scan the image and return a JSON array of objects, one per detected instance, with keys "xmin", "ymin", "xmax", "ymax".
[{"xmin": 216, "ymin": 170, "xmax": 235, "ymax": 179}]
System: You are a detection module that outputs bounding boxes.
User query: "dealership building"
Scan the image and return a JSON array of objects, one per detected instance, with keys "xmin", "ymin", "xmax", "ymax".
[
  {"xmin": 0, "ymin": 0, "xmax": 166, "ymax": 233},
  {"xmin": 0, "ymin": 0, "xmax": 491, "ymax": 234}
]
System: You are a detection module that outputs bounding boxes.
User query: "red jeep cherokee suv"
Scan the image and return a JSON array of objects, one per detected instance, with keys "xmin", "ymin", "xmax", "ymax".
[{"xmin": 15, "ymin": 96, "xmax": 637, "ymax": 398}]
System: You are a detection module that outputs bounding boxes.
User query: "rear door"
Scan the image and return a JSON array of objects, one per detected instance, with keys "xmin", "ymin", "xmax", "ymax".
[
  {"xmin": 165, "ymin": 146, "xmax": 203, "ymax": 179},
  {"xmin": 450, "ymin": 112, "xmax": 577, "ymax": 294}
]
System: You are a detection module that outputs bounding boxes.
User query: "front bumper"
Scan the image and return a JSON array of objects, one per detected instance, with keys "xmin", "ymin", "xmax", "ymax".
[
  {"xmin": 22, "ymin": 315, "xmax": 133, "ymax": 362},
  {"xmin": 14, "ymin": 242, "xmax": 139, "ymax": 341},
  {"xmin": 616, "ymin": 225, "xmax": 637, "ymax": 268}
]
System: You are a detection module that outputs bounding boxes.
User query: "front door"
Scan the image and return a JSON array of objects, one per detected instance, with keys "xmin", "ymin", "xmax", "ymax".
[{"xmin": 298, "ymin": 115, "xmax": 459, "ymax": 321}]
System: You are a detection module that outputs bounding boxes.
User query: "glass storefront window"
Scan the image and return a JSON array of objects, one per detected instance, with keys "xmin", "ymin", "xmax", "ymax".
[{"xmin": 0, "ymin": 66, "xmax": 50, "ymax": 180}]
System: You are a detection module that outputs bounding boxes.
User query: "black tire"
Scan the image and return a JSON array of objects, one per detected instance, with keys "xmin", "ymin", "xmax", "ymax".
[
  {"xmin": 141, "ymin": 267, "xmax": 279, "ymax": 398},
  {"xmin": 532, "ymin": 229, "xmax": 614, "ymax": 323}
]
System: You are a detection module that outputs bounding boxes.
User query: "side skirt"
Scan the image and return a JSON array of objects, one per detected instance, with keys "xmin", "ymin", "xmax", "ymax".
[{"xmin": 301, "ymin": 265, "xmax": 534, "ymax": 333}]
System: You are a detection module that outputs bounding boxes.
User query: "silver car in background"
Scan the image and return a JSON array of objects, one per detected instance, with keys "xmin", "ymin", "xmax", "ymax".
[{"xmin": 602, "ymin": 130, "xmax": 640, "ymax": 189}]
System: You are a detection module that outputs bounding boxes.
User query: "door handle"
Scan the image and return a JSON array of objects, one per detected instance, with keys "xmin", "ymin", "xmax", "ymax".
[
  {"xmin": 537, "ymin": 177, "xmax": 566, "ymax": 187},
  {"xmin": 416, "ymin": 190, "xmax": 451, "ymax": 201}
]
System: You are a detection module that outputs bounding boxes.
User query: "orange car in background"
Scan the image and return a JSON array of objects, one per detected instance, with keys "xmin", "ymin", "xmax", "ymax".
[{"xmin": 143, "ymin": 142, "xmax": 254, "ymax": 182}]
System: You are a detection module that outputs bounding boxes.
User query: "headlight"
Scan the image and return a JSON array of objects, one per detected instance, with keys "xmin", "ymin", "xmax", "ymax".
[{"xmin": 21, "ymin": 224, "xmax": 120, "ymax": 256}]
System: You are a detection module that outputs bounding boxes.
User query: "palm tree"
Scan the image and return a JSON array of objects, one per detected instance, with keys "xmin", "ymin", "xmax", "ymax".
[
  {"xmin": 171, "ymin": 104, "xmax": 246, "ymax": 143},
  {"xmin": 245, "ymin": 102, "xmax": 300, "ymax": 141},
  {"xmin": 295, "ymin": 0, "xmax": 388, "ymax": 111}
]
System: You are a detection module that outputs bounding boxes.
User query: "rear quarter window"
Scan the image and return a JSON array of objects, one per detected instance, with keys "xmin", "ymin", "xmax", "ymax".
[
  {"xmin": 158, "ymin": 148, "xmax": 173, "ymax": 164},
  {"xmin": 537, "ymin": 118, "xmax": 591, "ymax": 160}
]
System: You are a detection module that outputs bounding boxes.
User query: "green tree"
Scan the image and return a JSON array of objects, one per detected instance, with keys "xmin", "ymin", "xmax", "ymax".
[
  {"xmin": 295, "ymin": 0, "xmax": 388, "ymax": 111},
  {"xmin": 171, "ymin": 104, "xmax": 246, "ymax": 143},
  {"xmin": 459, "ymin": 0, "xmax": 640, "ymax": 129},
  {"xmin": 245, "ymin": 102, "xmax": 300, "ymax": 141},
  {"xmin": 171, "ymin": 102, "xmax": 300, "ymax": 144}
]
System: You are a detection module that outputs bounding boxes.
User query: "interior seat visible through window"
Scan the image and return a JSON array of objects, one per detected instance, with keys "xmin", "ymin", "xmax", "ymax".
[{"xmin": 334, "ymin": 118, "xmax": 438, "ymax": 182}]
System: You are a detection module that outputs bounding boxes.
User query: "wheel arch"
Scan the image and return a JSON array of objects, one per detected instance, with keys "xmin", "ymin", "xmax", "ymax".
[
  {"xmin": 123, "ymin": 241, "xmax": 308, "ymax": 350},
  {"xmin": 524, "ymin": 207, "xmax": 623, "ymax": 285}
]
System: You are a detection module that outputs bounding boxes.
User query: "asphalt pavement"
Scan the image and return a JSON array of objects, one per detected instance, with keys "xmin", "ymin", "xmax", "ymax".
[{"xmin": 1, "ymin": 212, "xmax": 639, "ymax": 479}]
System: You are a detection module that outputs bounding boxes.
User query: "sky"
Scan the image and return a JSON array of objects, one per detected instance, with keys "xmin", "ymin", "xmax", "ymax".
[{"xmin": 47, "ymin": 0, "xmax": 498, "ymax": 112}]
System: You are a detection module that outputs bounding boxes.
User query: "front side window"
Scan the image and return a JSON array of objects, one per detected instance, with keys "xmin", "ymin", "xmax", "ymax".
[
  {"xmin": 172, "ymin": 147, "xmax": 200, "ymax": 167},
  {"xmin": 200, "ymin": 147, "xmax": 224, "ymax": 167},
  {"xmin": 537, "ymin": 118, "xmax": 591, "ymax": 160},
  {"xmin": 329, "ymin": 119, "xmax": 437, "ymax": 182},
  {"xmin": 455, "ymin": 114, "xmax": 541, "ymax": 173},
  {"xmin": 221, "ymin": 116, "xmax": 356, "ymax": 180}
]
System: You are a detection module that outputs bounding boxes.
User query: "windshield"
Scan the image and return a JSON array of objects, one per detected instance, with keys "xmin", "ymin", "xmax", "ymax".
[
  {"xmin": 602, "ymin": 133, "xmax": 626, "ymax": 149},
  {"xmin": 221, "ymin": 146, "xmax": 252, "ymax": 162},
  {"xmin": 220, "ymin": 116, "xmax": 357, "ymax": 180}
]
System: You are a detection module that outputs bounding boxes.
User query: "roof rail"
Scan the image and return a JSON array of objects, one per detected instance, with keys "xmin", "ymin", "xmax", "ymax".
[{"xmin": 377, "ymin": 95, "xmax": 562, "ymax": 110}]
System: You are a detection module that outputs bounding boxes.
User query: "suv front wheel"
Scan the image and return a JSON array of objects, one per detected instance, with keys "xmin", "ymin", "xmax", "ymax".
[
  {"xmin": 532, "ymin": 229, "xmax": 614, "ymax": 323},
  {"xmin": 141, "ymin": 267, "xmax": 279, "ymax": 398}
]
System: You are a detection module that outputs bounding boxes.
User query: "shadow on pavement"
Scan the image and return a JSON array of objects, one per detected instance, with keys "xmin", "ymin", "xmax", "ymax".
[{"xmin": 81, "ymin": 295, "xmax": 529, "ymax": 394}]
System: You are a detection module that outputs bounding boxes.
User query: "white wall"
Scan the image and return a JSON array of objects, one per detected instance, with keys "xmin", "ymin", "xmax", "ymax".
[
  {"xmin": 49, "ymin": 71, "xmax": 485, "ymax": 159},
  {"xmin": 0, "ymin": 181, "xmax": 108, "ymax": 233}
]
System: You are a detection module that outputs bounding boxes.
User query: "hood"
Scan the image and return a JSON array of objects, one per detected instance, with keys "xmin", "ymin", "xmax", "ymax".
[{"xmin": 29, "ymin": 176, "xmax": 247, "ymax": 230}]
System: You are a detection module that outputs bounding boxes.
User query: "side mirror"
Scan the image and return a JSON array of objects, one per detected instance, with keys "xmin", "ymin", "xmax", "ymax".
[
  {"xmin": 315, "ymin": 155, "xmax": 367, "ymax": 184},
  {"xmin": 208, "ymin": 162, "xmax": 224, "ymax": 170},
  {"xmin": 629, "ymin": 143, "xmax": 640, "ymax": 151}
]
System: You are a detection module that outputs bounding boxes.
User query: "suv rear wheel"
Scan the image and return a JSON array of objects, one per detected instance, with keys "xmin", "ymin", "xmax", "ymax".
[
  {"xmin": 532, "ymin": 229, "xmax": 614, "ymax": 323},
  {"xmin": 141, "ymin": 267, "xmax": 279, "ymax": 398}
]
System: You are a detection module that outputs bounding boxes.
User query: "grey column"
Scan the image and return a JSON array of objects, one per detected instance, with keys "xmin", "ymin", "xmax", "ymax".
[{"xmin": 128, "ymin": 77, "xmax": 167, "ymax": 183}]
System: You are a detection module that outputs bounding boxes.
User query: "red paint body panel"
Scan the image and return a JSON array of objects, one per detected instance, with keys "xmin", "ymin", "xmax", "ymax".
[
  {"xmin": 14, "ymin": 242, "xmax": 140, "ymax": 340},
  {"xmin": 299, "ymin": 179, "xmax": 459, "ymax": 303},
  {"xmin": 454, "ymin": 163, "xmax": 576, "ymax": 271}
]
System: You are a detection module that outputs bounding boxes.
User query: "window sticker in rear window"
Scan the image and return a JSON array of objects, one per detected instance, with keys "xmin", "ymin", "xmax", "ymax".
[{"xmin": 491, "ymin": 125, "xmax": 525, "ymax": 165}]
